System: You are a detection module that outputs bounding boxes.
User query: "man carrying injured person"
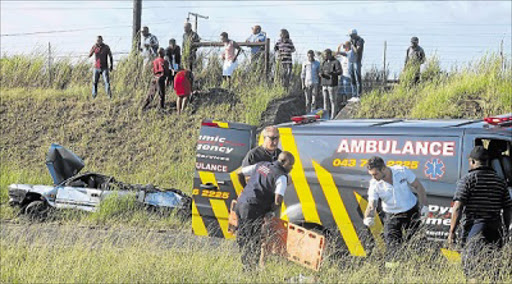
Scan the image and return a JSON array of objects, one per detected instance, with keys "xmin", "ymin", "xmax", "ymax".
[{"xmin": 235, "ymin": 151, "xmax": 295, "ymax": 271}]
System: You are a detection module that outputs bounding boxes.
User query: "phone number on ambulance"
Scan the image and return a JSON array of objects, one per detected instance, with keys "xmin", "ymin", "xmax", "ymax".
[
  {"xmin": 192, "ymin": 189, "xmax": 230, "ymax": 199},
  {"xmin": 332, "ymin": 159, "xmax": 419, "ymax": 169}
]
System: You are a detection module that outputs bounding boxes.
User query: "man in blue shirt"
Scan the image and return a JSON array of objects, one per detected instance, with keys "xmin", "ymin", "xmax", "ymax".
[{"xmin": 246, "ymin": 25, "xmax": 266, "ymax": 63}]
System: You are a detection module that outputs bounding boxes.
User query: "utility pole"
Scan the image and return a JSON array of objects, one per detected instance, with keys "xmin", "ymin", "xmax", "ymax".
[
  {"xmin": 383, "ymin": 40, "xmax": 387, "ymax": 84},
  {"xmin": 48, "ymin": 42, "xmax": 52, "ymax": 87},
  {"xmin": 187, "ymin": 12, "xmax": 209, "ymax": 33},
  {"xmin": 132, "ymin": 0, "xmax": 142, "ymax": 54},
  {"xmin": 500, "ymin": 38, "xmax": 504, "ymax": 73}
]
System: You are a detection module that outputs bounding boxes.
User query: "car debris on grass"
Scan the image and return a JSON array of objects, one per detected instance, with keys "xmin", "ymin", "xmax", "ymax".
[{"xmin": 8, "ymin": 144, "xmax": 192, "ymax": 220}]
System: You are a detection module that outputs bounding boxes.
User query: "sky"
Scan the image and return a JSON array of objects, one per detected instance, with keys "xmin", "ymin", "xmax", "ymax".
[{"xmin": 1, "ymin": 0, "xmax": 511, "ymax": 76}]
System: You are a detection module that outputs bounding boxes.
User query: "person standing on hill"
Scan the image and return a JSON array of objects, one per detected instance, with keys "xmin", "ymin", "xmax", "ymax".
[
  {"xmin": 274, "ymin": 29, "xmax": 295, "ymax": 89},
  {"xmin": 404, "ymin": 36, "xmax": 426, "ymax": 84},
  {"xmin": 173, "ymin": 68, "xmax": 193, "ymax": 115},
  {"xmin": 142, "ymin": 48, "xmax": 169, "ymax": 110},
  {"xmin": 89, "ymin": 35, "xmax": 113, "ymax": 99},
  {"xmin": 235, "ymin": 151, "xmax": 295, "ymax": 271},
  {"xmin": 448, "ymin": 146, "xmax": 512, "ymax": 282},
  {"xmin": 320, "ymin": 49, "xmax": 342, "ymax": 119},
  {"xmin": 301, "ymin": 50, "xmax": 320, "ymax": 113},
  {"xmin": 348, "ymin": 29, "xmax": 364, "ymax": 97},
  {"xmin": 182, "ymin": 22, "xmax": 201, "ymax": 71},
  {"xmin": 165, "ymin": 38, "xmax": 181, "ymax": 87},
  {"xmin": 140, "ymin": 26, "xmax": 159, "ymax": 60},
  {"xmin": 336, "ymin": 41, "xmax": 357, "ymax": 102},
  {"xmin": 221, "ymin": 32, "xmax": 241, "ymax": 88},
  {"xmin": 246, "ymin": 25, "xmax": 266, "ymax": 63}
]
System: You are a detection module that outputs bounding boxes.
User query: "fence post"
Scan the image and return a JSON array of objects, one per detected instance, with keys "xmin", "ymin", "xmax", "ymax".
[
  {"xmin": 264, "ymin": 38, "xmax": 270, "ymax": 77},
  {"xmin": 383, "ymin": 40, "xmax": 387, "ymax": 85},
  {"xmin": 500, "ymin": 38, "xmax": 504, "ymax": 73},
  {"xmin": 48, "ymin": 42, "xmax": 52, "ymax": 87}
]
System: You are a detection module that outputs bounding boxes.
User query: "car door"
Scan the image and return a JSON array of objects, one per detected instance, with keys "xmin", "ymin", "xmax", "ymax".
[
  {"xmin": 55, "ymin": 175, "xmax": 102, "ymax": 212},
  {"xmin": 192, "ymin": 120, "xmax": 256, "ymax": 239}
]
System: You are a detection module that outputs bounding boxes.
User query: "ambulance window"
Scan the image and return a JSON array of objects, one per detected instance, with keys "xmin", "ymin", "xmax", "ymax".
[
  {"xmin": 474, "ymin": 138, "xmax": 512, "ymax": 185},
  {"xmin": 475, "ymin": 138, "xmax": 511, "ymax": 157}
]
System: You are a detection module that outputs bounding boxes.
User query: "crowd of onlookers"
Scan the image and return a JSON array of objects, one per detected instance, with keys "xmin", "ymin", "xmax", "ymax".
[{"xmin": 88, "ymin": 22, "xmax": 426, "ymax": 117}]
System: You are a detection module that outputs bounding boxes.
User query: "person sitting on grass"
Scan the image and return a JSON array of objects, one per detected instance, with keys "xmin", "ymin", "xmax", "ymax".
[{"xmin": 173, "ymin": 68, "xmax": 193, "ymax": 115}]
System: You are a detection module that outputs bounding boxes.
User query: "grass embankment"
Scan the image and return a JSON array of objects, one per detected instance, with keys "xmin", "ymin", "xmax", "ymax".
[
  {"xmin": 2, "ymin": 223, "xmax": 510, "ymax": 283},
  {"xmin": 0, "ymin": 53, "xmax": 288, "ymax": 223},
  {"xmin": 357, "ymin": 55, "xmax": 512, "ymax": 118},
  {"xmin": 2, "ymin": 52, "xmax": 511, "ymax": 283}
]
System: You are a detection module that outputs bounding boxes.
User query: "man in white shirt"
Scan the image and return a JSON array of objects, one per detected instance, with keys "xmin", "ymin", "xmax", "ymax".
[
  {"xmin": 235, "ymin": 151, "xmax": 295, "ymax": 271},
  {"xmin": 140, "ymin": 26, "xmax": 159, "ymax": 60},
  {"xmin": 363, "ymin": 156, "xmax": 428, "ymax": 261},
  {"xmin": 301, "ymin": 50, "xmax": 320, "ymax": 113}
]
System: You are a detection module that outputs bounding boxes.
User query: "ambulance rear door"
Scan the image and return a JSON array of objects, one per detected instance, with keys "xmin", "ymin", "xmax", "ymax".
[{"xmin": 192, "ymin": 120, "xmax": 256, "ymax": 238}]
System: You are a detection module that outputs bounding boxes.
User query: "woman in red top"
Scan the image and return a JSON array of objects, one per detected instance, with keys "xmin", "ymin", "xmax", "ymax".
[{"xmin": 174, "ymin": 69, "xmax": 193, "ymax": 115}]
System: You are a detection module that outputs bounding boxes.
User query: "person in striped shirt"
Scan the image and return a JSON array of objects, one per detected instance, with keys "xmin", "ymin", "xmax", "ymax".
[
  {"xmin": 274, "ymin": 29, "xmax": 295, "ymax": 89},
  {"xmin": 448, "ymin": 146, "xmax": 512, "ymax": 281}
]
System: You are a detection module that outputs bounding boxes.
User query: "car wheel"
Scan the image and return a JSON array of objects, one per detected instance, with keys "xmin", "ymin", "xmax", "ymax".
[{"xmin": 24, "ymin": 200, "xmax": 50, "ymax": 221}]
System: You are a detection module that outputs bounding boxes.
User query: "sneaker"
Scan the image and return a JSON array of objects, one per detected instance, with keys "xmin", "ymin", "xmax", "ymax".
[{"xmin": 348, "ymin": 97, "xmax": 360, "ymax": 102}]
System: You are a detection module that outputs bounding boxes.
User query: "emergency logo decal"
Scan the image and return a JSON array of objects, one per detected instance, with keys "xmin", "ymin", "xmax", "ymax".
[{"xmin": 424, "ymin": 158, "xmax": 445, "ymax": 180}]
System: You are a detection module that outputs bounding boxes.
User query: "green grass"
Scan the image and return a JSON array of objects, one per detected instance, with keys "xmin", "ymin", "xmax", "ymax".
[
  {"xmin": 1, "ymin": 224, "xmax": 511, "ymax": 283},
  {"xmin": 357, "ymin": 54, "xmax": 512, "ymax": 118},
  {"xmin": 0, "ymin": 52, "xmax": 288, "ymax": 222},
  {"xmin": 2, "ymin": 51, "xmax": 511, "ymax": 283}
]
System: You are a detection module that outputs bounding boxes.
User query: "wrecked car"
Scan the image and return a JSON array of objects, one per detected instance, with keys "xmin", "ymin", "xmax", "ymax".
[{"xmin": 8, "ymin": 144, "xmax": 191, "ymax": 219}]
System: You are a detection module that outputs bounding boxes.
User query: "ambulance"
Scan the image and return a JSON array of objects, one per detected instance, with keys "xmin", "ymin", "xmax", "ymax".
[{"xmin": 192, "ymin": 115, "xmax": 512, "ymax": 256}]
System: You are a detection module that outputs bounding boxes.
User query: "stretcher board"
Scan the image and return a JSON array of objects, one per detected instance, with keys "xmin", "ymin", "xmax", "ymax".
[
  {"xmin": 286, "ymin": 223, "xmax": 325, "ymax": 271},
  {"xmin": 228, "ymin": 200, "xmax": 238, "ymax": 234},
  {"xmin": 261, "ymin": 217, "xmax": 325, "ymax": 271}
]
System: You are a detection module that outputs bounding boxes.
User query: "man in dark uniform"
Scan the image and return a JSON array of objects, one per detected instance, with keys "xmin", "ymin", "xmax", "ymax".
[
  {"xmin": 448, "ymin": 146, "xmax": 512, "ymax": 281},
  {"xmin": 238, "ymin": 126, "xmax": 282, "ymax": 186},
  {"xmin": 235, "ymin": 151, "xmax": 295, "ymax": 271}
]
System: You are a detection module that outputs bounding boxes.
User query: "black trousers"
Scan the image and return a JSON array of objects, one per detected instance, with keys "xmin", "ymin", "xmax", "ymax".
[
  {"xmin": 383, "ymin": 205, "xmax": 421, "ymax": 260},
  {"xmin": 142, "ymin": 76, "xmax": 166, "ymax": 109},
  {"xmin": 462, "ymin": 219, "xmax": 504, "ymax": 279},
  {"xmin": 235, "ymin": 202, "xmax": 266, "ymax": 270}
]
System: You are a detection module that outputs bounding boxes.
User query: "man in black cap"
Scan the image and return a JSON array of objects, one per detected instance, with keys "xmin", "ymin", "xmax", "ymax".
[
  {"xmin": 448, "ymin": 146, "xmax": 512, "ymax": 281},
  {"xmin": 405, "ymin": 36, "xmax": 426, "ymax": 84}
]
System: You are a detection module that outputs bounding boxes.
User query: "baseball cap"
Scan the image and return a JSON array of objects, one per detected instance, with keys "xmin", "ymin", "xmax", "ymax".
[
  {"xmin": 469, "ymin": 146, "xmax": 490, "ymax": 161},
  {"xmin": 348, "ymin": 29, "xmax": 357, "ymax": 36},
  {"xmin": 411, "ymin": 36, "xmax": 419, "ymax": 43}
]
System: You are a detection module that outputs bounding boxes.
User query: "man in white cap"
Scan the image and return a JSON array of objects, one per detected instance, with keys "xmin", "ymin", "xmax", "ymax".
[{"xmin": 348, "ymin": 29, "xmax": 364, "ymax": 98}]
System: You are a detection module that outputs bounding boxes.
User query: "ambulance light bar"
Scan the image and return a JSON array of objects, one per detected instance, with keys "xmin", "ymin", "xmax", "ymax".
[
  {"xmin": 201, "ymin": 121, "xmax": 220, "ymax": 127},
  {"xmin": 484, "ymin": 114, "xmax": 512, "ymax": 126},
  {"xmin": 291, "ymin": 115, "xmax": 320, "ymax": 124}
]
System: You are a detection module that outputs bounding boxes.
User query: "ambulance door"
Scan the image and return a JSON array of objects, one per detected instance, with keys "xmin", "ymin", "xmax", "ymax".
[{"xmin": 192, "ymin": 120, "xmax": 256, "ymax": 238}]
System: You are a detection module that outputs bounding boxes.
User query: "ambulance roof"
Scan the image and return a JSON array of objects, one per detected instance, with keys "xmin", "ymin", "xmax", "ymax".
[{"xmin": 279, "ymin": 119, "xmax": 511, "ymax": 136}]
